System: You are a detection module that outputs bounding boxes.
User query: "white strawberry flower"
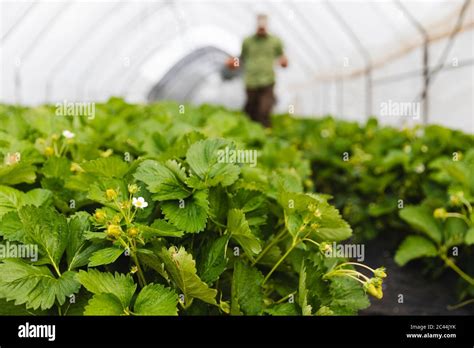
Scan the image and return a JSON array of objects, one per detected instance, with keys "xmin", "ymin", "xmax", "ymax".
[
  {"xmin": 62, "ymin": 130, "xmax": 75, "ymax": 139},
  {"xmin": 132, "ymin": 196, "xmax": 148, "ymax": 209}
]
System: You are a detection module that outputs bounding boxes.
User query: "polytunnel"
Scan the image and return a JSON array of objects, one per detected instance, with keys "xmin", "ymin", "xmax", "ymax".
[
  {"xmin": 1, "ymin": 0, "xmax": 473, "ymax": 130},
  {"xmin": 0, "ymin": 0, "xmax": 474, "ymax": 332}
]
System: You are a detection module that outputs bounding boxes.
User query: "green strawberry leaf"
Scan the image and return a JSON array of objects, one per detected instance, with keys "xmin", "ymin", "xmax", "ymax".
[
  {"xmin": 227, "ymin": 209, "xmax": 262, "ymax": 256},
  {"xmin": 76, "ymin": 269, "xmax": 136, "ymax": 308},
  {"xmin": 0, "ymin": 185, "xmax": 23, "ymax": 217},
  {"xmin": 0, "ymin": 298, "xmax": 47, "ymax": 316},
  {"xmin": 133, "ymin": 284, "xmax": 178, "ymax": 315},
  {"xmin": 0, "ymin": 259, "xmax": 80, "ymax": 310},
  {"xmin": 161, "ymin": 190, "xmax": 209, "ymax": 233},
  {"xmin": 0, "ymin": 161, "xmax": 36, "ymax": 185},
  {"xmin": 134, "ymin": 159, "xmax": 191, "ymax": 201},
  {"xmin": 17, "ymin": 206, "xmax": 68, "ymax": 269},
  {"xmin": 328, "ymin": 277, "xmax": 370, "ymax": 315},
  {"xmin": 298, "ymin": 257, "xmax": 331, "ymax": 315},
  {"xmin": 22, "ymin": 188, "xmax": 53, "ymax": 207},
  {"xmin": 466, "ymin": 227, "xmax": 474, "ymax": 245},
  {"xmin": 86, "ymin": 177, "xmax": 128, "ymax": 208},
  {"xmin": 279, "ymin": 192, "xmax": 352, "ymax": 242},
  {"xmin": 395, "ymin": 235, "xmax": 439, "ymax": 266},
  {"xmin": 264, "ymin": 302, "xmax": 299, "ymax": 316},
  {"xmin": 41, "ymin": 157, "xmax": 71, "ymax": 179},
  {"xmin": 139, "ymin": 219, "xmax": 184, "ymax": 239},
  {"xmin": 88, "ymin": 246, "xmax": 124, "ymax": 267},
  {"xmin": 231, "ymin": 260, "xmax": 264, "ymax": 315},
  {"xmin": 67, "ymin": 211, "xmax": 102, "ymax": 270},
  {"xmin": 0, "ymin": 185, "xmax": 52, "ymax": 218},
  {"xmin": 399, "ymin": 205, "xmax": 442, "ymax": 244},
  {"xmin": 80, "ymin": 156, "xmax": 130, "ymax": 178},
  {"xmin": 299, "ymin": 261, "xmax": 312, "ymax": 315},
  {"xmin": 186, "ymin": 138, "xmax": 240, "ymax": 187},
  {"xmin": 84, "ymin": 293, "xmax": 125, "ymax": 316},
  {"xmin": 443, "ymin": 217, "xmax": 468, "ymax": 248},
  {"xmin": 0, "ymin": 211, "xmax": 24, "ymax": 242},
  {"xmin": 158, "ymin": 246, "xmax": 217, "ymax": 307},
  {"xmin": 311, "ymin": 201, "xmax": 352, "ymax": 242},
  {"xmin": 198, "ymin": 236, "xmax": 229, "ymax": 284}
]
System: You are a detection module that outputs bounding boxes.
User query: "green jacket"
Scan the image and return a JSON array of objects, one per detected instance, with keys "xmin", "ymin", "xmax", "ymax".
[{"xmin": 241, "ymin": 34, "xmax": 284, "ymax": 89}]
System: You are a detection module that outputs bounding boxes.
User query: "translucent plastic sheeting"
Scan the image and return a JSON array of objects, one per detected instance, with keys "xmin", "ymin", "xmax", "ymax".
[{"xmin": 0, "ymin": 0, "xmax": 472, "ymax": 131}]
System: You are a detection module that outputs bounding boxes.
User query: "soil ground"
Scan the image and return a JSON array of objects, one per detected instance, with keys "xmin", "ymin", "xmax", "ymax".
[{"xmin": 360, "ymin": 237, "xmax": 473, "ymax": 315}]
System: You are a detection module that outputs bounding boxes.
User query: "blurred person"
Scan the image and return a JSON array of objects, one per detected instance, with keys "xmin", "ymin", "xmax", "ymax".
[{"xmin": 226, "ymin": 14, "xmax": 288, "ymax": 127}]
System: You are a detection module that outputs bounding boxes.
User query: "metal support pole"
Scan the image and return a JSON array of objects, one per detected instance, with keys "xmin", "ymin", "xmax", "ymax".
[
  {"xmin": 422, "ymin": 44, "xmax": 429, "ymax": 123},
  {"xmin": 396, "ymin": 1, "xmax": 430, "ymax": 124},
  {"xmin": 325, "ymin": 2, "xmax": 373, "ymax": 118},
  {"xmin": 338, "ymin": 77, "xmax": 344, "ymax": 117},
  {"xmin": 366, "ymin": 68, "xmax": 372, "ymax": 118},
  {"xmin": 291, "ymin": 2, "xmax": 341, "ymax": 116}
]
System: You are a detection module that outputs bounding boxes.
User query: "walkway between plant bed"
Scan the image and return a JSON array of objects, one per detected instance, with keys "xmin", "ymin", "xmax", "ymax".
[{"xmin": 359, "ymin": 237, "xmax": 473, "ymax": 315}]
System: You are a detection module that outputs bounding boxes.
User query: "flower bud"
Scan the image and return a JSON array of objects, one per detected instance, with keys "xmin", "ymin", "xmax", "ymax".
[
  {"xmin": 364, "ymin": 282, "xmax": 382, "ymax": 299},
  {"xmin": 219, "ymin": 301, "xmax": 231, "ymax": 314},
  {"xmin": 376, "ymin": 286, "xmax": 383, "ymax": 299},
  {"xmin": 112, "ymin": 215, "xmax": 122, "ymax": 224},
  {"xmin": 449, "ymin": 195, "xmax": 460, "ymax": 206},
  {"xmin": 100, "ymin": 149, "xmax": 113, "ymax": 158},
  {"xmin": 449, "ymin": 192, "xmax": 464, "ymax": 206},
  {"xmin": 433, "ymin": 208, "xmax": 447, "ymax": 219},
  {"xmin": 106, "ymin": 188, "xmax": 118, "ymax": 201},
  {"xmin": 319, "ymin": 242, "xmax": 332, "ymax": 254},
  {"xmin": 106, "ymin": 224, "xmax": 122, "ymax": 239},
  {"xmin": 128, "ymin": 184, "xmax": 139, "ymax": 194},
  {"xmin": 44, "ymin": 147, "xmax": 54, "ymax": 157},
  {"xmin": 94, "ymin": 210, "xmax": 107, "ymax": 223},
  {"xmin": 120, "ymin": 201, "xmax": 131, "ymax": 210},
  {"xmin": 128, "ymin": 227, "xmax": 139, "ymax": 237},
  {"xmin": 70, "ymin": 162, "xmax": 84, "ymax": 173},
  {"xmin": 364, "ymin": 279, "xmax": 383, "ymax": 299},
  {"xmin": 374, "ymin": 267, "xmax": 387, "ymax": 279}
]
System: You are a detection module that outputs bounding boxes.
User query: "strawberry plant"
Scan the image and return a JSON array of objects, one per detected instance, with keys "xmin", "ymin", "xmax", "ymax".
[
  {"xmin": 0, "ymin": 99, "xmax": 385, "ymax": 316},
  {"xmin": 396, "ymin": 149, "xmax": 474, "ymax": 305},
  {"xmin": 272, "ymin": 114, "xmax": 474, "ymax": 304}
]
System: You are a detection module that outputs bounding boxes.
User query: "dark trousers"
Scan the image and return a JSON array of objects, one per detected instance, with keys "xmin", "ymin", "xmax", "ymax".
[{"xmin": 244, "ymin": 84, "xmax": 275, "ymax": 127}]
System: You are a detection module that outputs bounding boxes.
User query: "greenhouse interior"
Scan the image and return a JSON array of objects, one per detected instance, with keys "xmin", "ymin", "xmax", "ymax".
[{"xmin": 0, "ymin": 0, "xmax": 473, "ymax": 338}]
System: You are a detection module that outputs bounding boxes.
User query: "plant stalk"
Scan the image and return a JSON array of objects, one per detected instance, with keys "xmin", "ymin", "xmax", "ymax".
[{"xmin": 441, "ymin": 254, "xmax": 474, "ymax": 286}]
